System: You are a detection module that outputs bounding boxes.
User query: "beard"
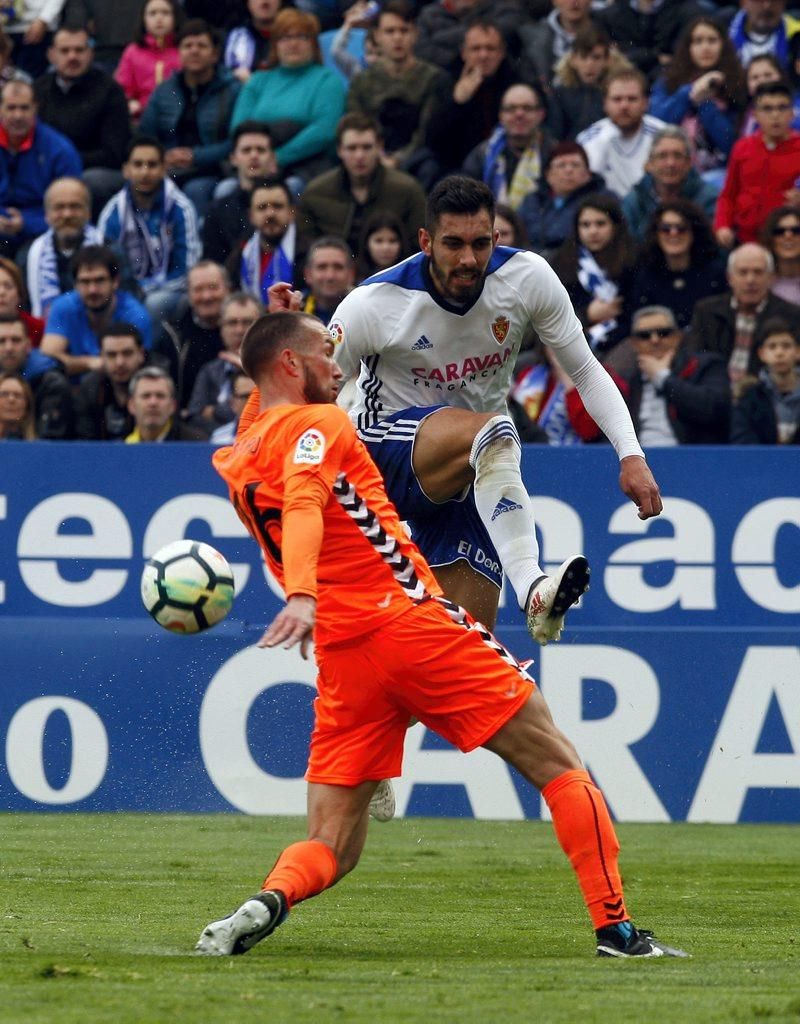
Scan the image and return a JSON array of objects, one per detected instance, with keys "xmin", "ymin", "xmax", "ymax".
[
  {"xmin": 428, "ymin": 254, "xmax": 485, "ymax": 305},
  {"xmin": 302, "ymin": 361, "xmax": 335, "ymax": 404}
]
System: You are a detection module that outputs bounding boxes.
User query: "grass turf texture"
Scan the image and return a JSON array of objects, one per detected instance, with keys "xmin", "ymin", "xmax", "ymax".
[{"xmin": 1, "ymin": 816, "xmax": 797, "ymax": 1024}]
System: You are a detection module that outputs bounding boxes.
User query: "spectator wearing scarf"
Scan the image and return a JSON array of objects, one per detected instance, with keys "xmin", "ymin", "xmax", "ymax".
[
  {"xmin": 729, "ymin": 2, "xmax": 800, "ymax": 70},
  {"xmin": 98, "ymin": 137, "xmax": 201, "ymax": 325}
]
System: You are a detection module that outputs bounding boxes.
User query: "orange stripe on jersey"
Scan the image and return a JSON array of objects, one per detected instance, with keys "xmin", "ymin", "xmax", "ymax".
[{"xmin": 213, "ymin": 401, "xmax": 443, "ymax": 647}]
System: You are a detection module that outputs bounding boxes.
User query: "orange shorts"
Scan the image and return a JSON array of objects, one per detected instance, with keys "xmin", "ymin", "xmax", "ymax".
[{"xmin": 305, "ymin": 598, "xmax": 535, "ymax": 786}]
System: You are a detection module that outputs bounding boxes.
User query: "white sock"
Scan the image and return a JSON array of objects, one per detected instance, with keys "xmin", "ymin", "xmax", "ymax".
[{"xmin": 469, "ymin": 416, "xmax": 543, "ymax": 610}]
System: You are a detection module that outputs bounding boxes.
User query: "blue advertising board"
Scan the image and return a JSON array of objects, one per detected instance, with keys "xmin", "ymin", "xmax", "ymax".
[{"xmin": 1, "ymin": 443, "xmax": 798, "ymax": 821}]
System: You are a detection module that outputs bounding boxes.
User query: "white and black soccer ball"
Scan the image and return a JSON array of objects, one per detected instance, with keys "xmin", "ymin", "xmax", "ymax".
[{"xmin": 141, "ymin": 540, "xmax": 235, "ymax": 634}]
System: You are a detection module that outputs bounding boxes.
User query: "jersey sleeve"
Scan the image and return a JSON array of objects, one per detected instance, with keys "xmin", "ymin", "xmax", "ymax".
[
  {"xmin": 329, "ymin": 286, "xmax": 376, "ymax": 381},
  {"xmin": 279, "ymin": 405, "xmax": 357, "ymax": 599},
  {"xmin": 237, "ymin": 389, "xmax": 261, "ymax": 436}
]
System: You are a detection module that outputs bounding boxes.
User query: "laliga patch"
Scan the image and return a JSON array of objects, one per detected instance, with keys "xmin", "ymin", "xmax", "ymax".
[
  {"xmin": 329, "ymin": 320, "xmax": 345, "ymax": 346},
  {"xmin": 294, "ymin": 428, "xmax": 326, "ymax": 464}
]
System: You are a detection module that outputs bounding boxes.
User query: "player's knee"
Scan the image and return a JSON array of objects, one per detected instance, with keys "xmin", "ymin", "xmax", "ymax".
[{"xmin": 468, "ymin": 415, "xmax": 522, "ymax": 473}]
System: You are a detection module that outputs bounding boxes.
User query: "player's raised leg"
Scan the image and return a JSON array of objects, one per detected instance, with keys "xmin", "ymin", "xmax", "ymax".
[
  {"xmin": 413, "ymin": 406, "xmax": 589, "ymax": 641},
  {"xmin": 196, "ymin": 780, "xmax": 376, "ymax": 956},
  {"xmin": 483, "ymin": 692, "xmax": 689, "ymax": 958}
]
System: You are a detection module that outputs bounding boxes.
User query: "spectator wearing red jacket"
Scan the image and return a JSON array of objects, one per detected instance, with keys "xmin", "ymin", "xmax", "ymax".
[{"xmin": 714, "ymin": 80, "xmax": 800, "ymax": 246}]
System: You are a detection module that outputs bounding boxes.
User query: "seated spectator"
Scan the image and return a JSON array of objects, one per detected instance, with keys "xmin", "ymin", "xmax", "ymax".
[
  {"xmin": 0, "ymin": 255, "xmax": 44, "ymax": 343},
  {"xmin": 152, "ymin": 259, "xmax": 228, "ymax": 408},
  {"xmin": 3, "ymin": 0, "xmax": 65, "ymax": 79},
  {"xmin": 209, "ymin": 369, "xmax": 255, "ymax": 444},
  {"xmin": 74, "ymin": 322, "xmax": 147, "ymax": 440},
  {"xmin": 0, "ymin": 312, "xmax": 72, "ymax": 436},
  {"xmin": 62, "ymin": 0, "xmax": 143, "ymax": 71},
  {"xmin": 714, "ymin": 81, "xmax": 800, "ymax": 248},
  {"xmin": 494, "ymin": 202, "xmax": 529, "ymax": 249},
  {"xmin": 622, "ymin": 127, "xmax": 720, "ymax": 241},
  {"xmin": 519, "ymin": 141, "xmax": 609, "ymax": 256},
  {"xmin": 742, "ymin": 53, "xmax": 800, "ymax": 133},
  {"xmin": 520, "ymin": 0, "xmax": 595, "ymax": 95},
  {"xmin": 0, "ymin": 369, "xmax": 36, "ymax": 438},
  {"xmin": 728, "ymin": 0, "xmax": 800, "ymax": 71},
  {"xmin": 223, "ymin": 0, "xmax": 282, "ymax": 83},
  {"xmin": 186, "ymin": 291, "xmax": 261, "ymax": 431},
  {"xmin": 33, "ymin": 27, "xmax": 131, "ymax": 217},
  {"xmin": 329, "ymin": 1, "xmax": 380, "ymax": 83},
  {"xmin": 632, "ymin": 199, "xmax": 726, "ymax": 330},
  {"xmin": 298, "ymin": 113, "xmax": 426, "ymax": 258},
  {"xmin": 650, "ymin": 18, "xmax": 748, "ymax": 189},
  {"xmin": 761, "ymin": 205, "xmax": 800, "ymax": 304},
  {"xmin": 141, "ymin": 19, "xmax": 240, "ymax": 217},
  {"xmin": 551, "ymin": 192, "xmax": 636, "ymax": 354},
  {"xmin": 300, "ymin": 235, "xmax": 354, "ymax": 326},
  {"xmin": 231, "ymin": 8, "xmax": 346, "ymax": 189},
  {"xmin": 125, "ymin": 364, "xmax": 206, "ymax": 441},
  {"xmin": 414, "ymin": 0, "xmax": 524, "ymax": 75},
  {"xmin": 548, "ymin": 25, "xmax": 632, "ymax": 142},
  {"xmin": 355, "ymin": 210, "xmax": 405, "ymax": 281},
  {"xmin": 98, "ymin": 137, "xmax": 201, "ymax": 326},
  {"xmin": 577, "ymin": 69, "xmax": 665, "ymax": 199},
  {"xmin": 425, "ymin": 20, "xmax": 520, "ymax": 175},
  {"xmin": 226, "ymin": 177, "xmax": 305, "ymax": 298},
  {"xmin": 115, "ymin": 0, "xmax": 183, "ymax": 121},
  {"xmin": 40, "ymin": 245, "xmax": 152, "ymax": 378},
  {"xmin": 731, "ymin": 317, "xmax": 800, "ymax": 443},
  {"xmin": 26, "ymin": 177, "xmax": 102, "ymax": 319},
  {"xmin": 462, "ymin": 83, "xmax": 551, "ymax": 211},
  {"xmin": 597, "ymin": 0, "xmax": 698, "ymax": 80},
  {"xmin": 620, "ymin": 304, "xmax": 731, "ymax": 445},
  {"xmin": 346, "ymin": 1, "xmax": 448, "ymax": 179},
  {"xmin": 202, "ymin": 120, "xmax": 278, "ymax": 264},
  {"xmin": 685, "ymin": 242, "xmax": 800, "ymax": 386},
  {"xmin": 0, "ymin": 79, "xmax": 81, "ymax": 258}
]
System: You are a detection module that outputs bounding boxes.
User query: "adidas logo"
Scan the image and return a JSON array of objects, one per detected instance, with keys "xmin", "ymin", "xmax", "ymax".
[
  {"xmin": 491, "ymin": 496, "xmax": 523, "ymax": 521},
  {"xmin": 411, "ymin": 334, "xmax": 433, "ymax": 350}
]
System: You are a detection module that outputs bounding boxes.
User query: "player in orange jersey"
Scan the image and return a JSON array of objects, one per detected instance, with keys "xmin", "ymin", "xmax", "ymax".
[{"xmin": 196, "ymin": 311, "xmax": 688, "ymax": 960}]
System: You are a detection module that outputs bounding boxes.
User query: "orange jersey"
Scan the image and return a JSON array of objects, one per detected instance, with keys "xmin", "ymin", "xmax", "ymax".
[{"xmin": 213, "ymin": 401, "xmax": 443, "ymax": 647}]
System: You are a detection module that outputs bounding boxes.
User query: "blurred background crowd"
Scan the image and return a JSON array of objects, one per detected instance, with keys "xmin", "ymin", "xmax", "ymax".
[{"xmin": 1, "ymin": 0, "xmax": 798, "ymax": 447}]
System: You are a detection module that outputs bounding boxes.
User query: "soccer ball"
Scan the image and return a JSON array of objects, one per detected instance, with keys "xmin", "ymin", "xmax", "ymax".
[{"xmin": 141, "ymin": 540, "xmax": 235, "ymax": 634}]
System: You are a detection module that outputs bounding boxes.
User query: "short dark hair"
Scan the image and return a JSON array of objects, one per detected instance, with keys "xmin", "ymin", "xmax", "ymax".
[
  {"xmin": 240, "ymin": 311, "xmax": 320, "ymax": 380},
  {"xmin": 545, "ymin": 141, "xmax": 590, "ymax": 172},
  {"xmin": 177, "ymin": 18, "xmax": 220, "ymax": 48},
  {"xmin": 378, "ymin": 0, "xmax": 415, "ymax": 24},
  {"xmin": 336, "ymin": 111, "xmax": 382, "ymax": 145},
  {"xmin": 232, "ymin": 120, "xmax": 273, "ymax": 147},
  {"xmin": 72, "ymin": 245, "xmax": 119, "ymax": 279},
  {"xmin": 754, "ymin": 80, "xmax": 793, "ymax": 103},
  {"xmin": 126, "ymin": 134, "xmax": 165, "ymax": 161},
  {"xmin": 756, "ymin": 317, "xmax": 798, "ymax": 347},
  {"xmin": 250, "ymin": 176, "xmax": 293, "ymax": 207},
  {"xmin": 0, "ymin": 312, "xmax": 24, "ymax": 327},
  {"xmin": 101, "ymin": 322, "xmax": 145, "ymax": 348},
  {"xmin": 136, "ymin": 0, "xmax": 183, "ymax": 47},
  {"xmin": 425, "ymin": 175, "xmax": 495, "ymax": 233}
]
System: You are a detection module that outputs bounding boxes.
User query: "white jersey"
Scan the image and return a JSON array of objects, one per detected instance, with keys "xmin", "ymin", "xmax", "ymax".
[
  {"xmin": 577, "ymin": 114, "xmax": 666, "ymax": 198},
  {"xmin": 331, "ymin": 247, "xmax": 644, "ymax": 460}
]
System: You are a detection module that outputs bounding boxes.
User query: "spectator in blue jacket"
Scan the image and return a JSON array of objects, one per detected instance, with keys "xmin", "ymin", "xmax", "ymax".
[
  {"xmin": 40, "ymin": 245, "xmax": 152, "ymax": 378},
  {"xmin": 99, "ymin": 136, "xmax": 201, "ymax": 327},
  {"xmin": 140, "ymin": 19, "xmax": 240, "ymax": 217},
  {"xmin": 649, "ymin": 17, "xmax": 748, "ymax": 189},
  {"xmin": 0, "ymin": 79, "xmax": 82, "ymax": 258}
]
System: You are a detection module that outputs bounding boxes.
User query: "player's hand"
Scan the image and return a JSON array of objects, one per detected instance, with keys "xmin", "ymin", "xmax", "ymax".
[
  {"xmin": 259, "ymin": 595, "xmax": 316, "ymax": 659},
  {"xmin": 619, "ymin": 454, "xmax": 662, "ymax": 520},
  {"xmin": 267, "ymin": 281, "xmax": 303, "ymax": 313}
]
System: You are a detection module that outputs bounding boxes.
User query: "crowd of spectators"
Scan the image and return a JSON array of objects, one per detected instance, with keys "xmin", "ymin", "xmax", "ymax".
[{"xmin": 1, "ymin": 0, "xmax": 798, "ymax": 446}]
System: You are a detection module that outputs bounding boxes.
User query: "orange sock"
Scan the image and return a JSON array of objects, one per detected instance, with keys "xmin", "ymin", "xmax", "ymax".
[
  {"xmin": 261, "ymin": 840, "xmax": 338, "ymax": 908},
  {"xmin": 541, "ymin": 768, "xmax": 628, "ymax": 930}
]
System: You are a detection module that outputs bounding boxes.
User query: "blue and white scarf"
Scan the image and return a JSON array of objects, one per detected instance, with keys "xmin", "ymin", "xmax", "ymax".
[
  {"xmin": 510, "ymin": 363, "xmax": 581, "ymax": 445},
  {"xmin": 28, "ymin": 223, "xmax": 103, "ymax": 317},
  {"xmin": 116, "ymin": 179, "xmax": 181, "ymax": 287},
  {"xmin": 239, "ymin": 222, "xmax": 296, "ymax": 302},
  {"xmin": 729, "ymin": 9, "xmax": 789, "ymax": 67},
  {"xmin": 482, "ymin": 125, "xmax": 542, "ymax": 210},
  {"xmin": 577, "ymin": 246, "xmax": 618, "ymax": 350},
  {"xmin": 224, "ymin": 26, "xmax": 256, "ymax": 72}
]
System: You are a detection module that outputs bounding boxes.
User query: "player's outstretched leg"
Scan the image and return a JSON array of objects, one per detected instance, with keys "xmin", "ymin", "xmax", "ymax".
[
  {"xmin": 196, "ymin": 889, "xmax": 289, "ymax": 956},
  {"xmin": 525, "ymin": 554, "xmax": 591, "ymax": 645}
]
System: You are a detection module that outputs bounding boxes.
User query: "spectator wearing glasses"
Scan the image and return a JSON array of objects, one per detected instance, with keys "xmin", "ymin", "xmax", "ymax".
[
  {"xmin": 760, "ymin": 205, "xmax": 800, "ymax": 303},
  {"xmin": 714, "ymin": 81, "xmax": 800, "ymax": 247},
  {"xmin": 461, "ymin": 83, "xmax": 552, "ymax": 211},
  {"xmin": 631, "ymin": 199, "xmax": 726, "ymax": 331},
  {"xmin": 621, "ymin": 305, "xmax": 731, "ymax": 445}
]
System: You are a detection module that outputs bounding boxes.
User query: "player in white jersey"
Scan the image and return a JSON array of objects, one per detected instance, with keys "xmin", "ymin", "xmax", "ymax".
[{"xmin": 321, "ymin": 176, "xmax": 661, "ymax": 644}]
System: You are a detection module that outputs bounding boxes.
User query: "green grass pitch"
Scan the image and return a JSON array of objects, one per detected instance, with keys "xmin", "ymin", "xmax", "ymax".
[{"xmin": 1, "ymin": 815, "xmax": 798, "ymax": 1024}]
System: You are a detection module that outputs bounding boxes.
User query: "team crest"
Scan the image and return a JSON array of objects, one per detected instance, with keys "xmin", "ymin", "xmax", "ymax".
[
  {"xmin": 294, "ymin": 429, "xmax": 326, "ymax": 465},
  {"xmin": 491, "ymin": 315, "xmax": 510, "ymax": 344},
  {"xmin": 329, "ymin": 320, "xmax": 345, "ymax": 346}
]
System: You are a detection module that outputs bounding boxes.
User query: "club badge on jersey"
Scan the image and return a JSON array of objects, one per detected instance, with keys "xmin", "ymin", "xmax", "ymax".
[{"xmin": 491, "ymin": 316, "xmax": 510, "ymax": 344}]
